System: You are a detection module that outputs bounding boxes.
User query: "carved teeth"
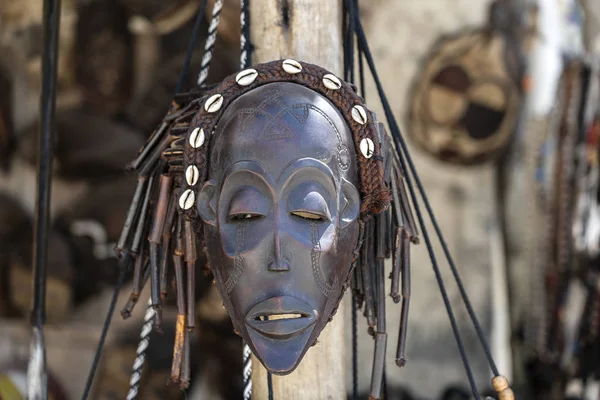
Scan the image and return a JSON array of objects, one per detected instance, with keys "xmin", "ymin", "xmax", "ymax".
[
  {"xmin": 236, "ymin": 68, "xmax": 258, "ymax": 86},
  {"xmin": 323, "ymin": 74, "xmax": 341, "ymax": 90},
  {"xmin": 179, "ymin": 189, "xmax": 195, "ymax": 210},
  {"xmin": 282, "ymin": 59, "xmax": 302, "ymax": 74},
  {"xmin": 185, "ymin": 165, "xmax": 199, "ymax": 186},
  {"xmin": 189, "ymin": 127, "xmax": 205, "ymax": 148},
  {"xmin": 204, "ymin": 94, "xmax": 223, "ymax": 113},
  {"xmin": 360, "ymin": 138, "xmax": 374, "ymax": 158},
  {"xmin": 352, "ymin": 105, "xmax": 368, "ymax": 125}
]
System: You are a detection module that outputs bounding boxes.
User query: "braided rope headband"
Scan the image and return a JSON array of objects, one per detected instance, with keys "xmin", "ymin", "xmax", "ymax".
[{"xmin": 177, "ymin": 59, "xmax": 392, "ymax": 222}]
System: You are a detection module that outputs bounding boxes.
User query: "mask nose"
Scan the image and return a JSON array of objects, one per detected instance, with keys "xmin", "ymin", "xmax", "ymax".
[
  {"xmin": 268, "ymin": 259, "xmax": 290, "ymax": 272},
  {"xmin": 269, "ymin": 227, "xmax": 290, "ymax": 272}
]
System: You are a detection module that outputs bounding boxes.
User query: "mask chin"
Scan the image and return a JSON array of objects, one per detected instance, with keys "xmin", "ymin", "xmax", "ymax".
[
  {"xmin": 246, "ymin": 322, "xmax": 316, "ymax": 375},
  {"xmin": 242, "ymin": 295, "xmax": 320, "ymax": 374}
]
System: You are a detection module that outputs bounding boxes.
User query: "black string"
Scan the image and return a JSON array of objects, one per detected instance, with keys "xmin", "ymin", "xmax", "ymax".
[
  {"xmin": 80, "ymin": 267, "xmax": 127, "ymax": 400},
  {"xmin": 356, "ymin": 1, "xmax": 366, "ymax": 101},
  {"xmin": 343, "ymin": 4, "xmax": 360, "ymax": 397},
  {"xmin": 344, "ymin": 0, "xmax": 355, "ymax": 83},
  {"xmin": 31, "ymin": 0, "xmax": 61, "ymax": 330},
  {"xmin": 175, "ymin": 0, "xmax": 209, "ymax": 95},
  {"xmin": 352, "ymin": 6, "xmax": 485, "ymax": 399},
  {"xmin": 268, "ymin": 371, "xmax": 274, "ymax": 400},
  {"xmin": 354, "ymin": 13, "xmax": 500, "ymax": 378}
]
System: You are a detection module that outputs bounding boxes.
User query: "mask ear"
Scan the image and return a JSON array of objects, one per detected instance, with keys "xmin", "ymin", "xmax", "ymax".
[
  {"xmin": 340, "ymin": 178, "xmax": 360, "ymax": 229},
  {"xmin": 197, "ymin": 180, "xmax": 218, "ymax": 226}
]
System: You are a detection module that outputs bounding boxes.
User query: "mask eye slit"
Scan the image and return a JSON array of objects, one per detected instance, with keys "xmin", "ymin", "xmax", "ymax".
[
  {"xmin": 229, "ymin": 213, "xmax": 263, "ymax": 222},
  {"xmin": 290, "ymin": 210, "xmax": 327, "ymax": 222}
]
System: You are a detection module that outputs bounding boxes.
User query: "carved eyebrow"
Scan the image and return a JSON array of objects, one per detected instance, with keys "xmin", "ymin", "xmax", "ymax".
[
  {"xmin": 222, "ymin": 160, "xmax": 276, "ymax": 188},
  {"xmin": 277, "ymin": 158, "xmax": 336, "ymax": 188}
]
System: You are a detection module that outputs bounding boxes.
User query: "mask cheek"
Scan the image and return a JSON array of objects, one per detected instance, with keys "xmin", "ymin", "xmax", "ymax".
[{"xmin": 219, "ymin": 221, "xmax": 267, "ymax": 256}]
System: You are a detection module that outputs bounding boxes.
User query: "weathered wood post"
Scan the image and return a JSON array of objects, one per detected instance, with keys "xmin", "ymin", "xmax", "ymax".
[{"xmin": 248, "ymin": 1, "xmax": 346, "ymax": 398}]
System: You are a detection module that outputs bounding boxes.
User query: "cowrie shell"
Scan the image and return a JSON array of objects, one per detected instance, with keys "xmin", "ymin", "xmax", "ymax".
[
  {"xmin": 322, "ymin": 74, "xmax": 341, "ymax": 90},
  {"xmin": 360, "ymin": 138, "xmax": 375, "ymax": 159},
  {"xmin": 189, "ymin": 127, "xmax": 205, "ymax": 148},
  {"xmin": 204, "ymin": 94, "xmax": 223, "ymax": 113},
  {"xmin": 179, "ymin": 189, "xmax": 195, "ymax": 210},
  {"xmin": 282, "ymin": 59, "xmax": 302, "ymax": 74},
  {"xmin": 236, "ymin": 68, "xmax": 258, "ymax": 86},
  {"xmin": 185, "ymin": 165, "xmax": 199, "ymax": 186},
  {"xmin": 352, "ymin": 105, "xmax": 368, "ymax": 125}
]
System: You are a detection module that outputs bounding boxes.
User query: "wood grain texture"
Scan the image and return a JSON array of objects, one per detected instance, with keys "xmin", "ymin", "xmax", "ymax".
[
  {"xmin": 249, "ymin": 0, "xmax": 342, "ymax": 74},
  {"xmin": 249, "ymin": 0, "xmax": 346, "ymax": 399}
]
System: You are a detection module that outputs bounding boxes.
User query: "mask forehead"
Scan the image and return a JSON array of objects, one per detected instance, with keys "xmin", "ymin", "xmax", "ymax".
[{"xmin": 209, "ymin": 82, "xmax": 357, "ymax": 185}]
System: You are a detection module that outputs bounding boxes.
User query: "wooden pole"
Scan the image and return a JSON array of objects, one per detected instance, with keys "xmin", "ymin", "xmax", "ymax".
[{"xmin": 248, "ymin": 1, "xmax": 346, "ymax": 399}]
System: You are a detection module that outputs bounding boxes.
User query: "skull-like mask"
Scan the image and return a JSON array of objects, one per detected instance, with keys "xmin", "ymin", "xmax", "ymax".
[{"xmin": 197, "ymin": 82, "xmax": 361, "ymax": 374}]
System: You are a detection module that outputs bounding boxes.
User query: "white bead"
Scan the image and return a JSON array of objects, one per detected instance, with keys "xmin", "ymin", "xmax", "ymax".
[
  {"xmin": 185, "ymin": 165, "xmax": 200, "ymax": 186},
  {"xmin": 282, "ymin": 59, "xmax": 302, "ymax": 74},
  {"xmin": 205, "ymin": 94, "xmax": 224, "ymax": 113},
  {"xmin": 360, "ymin": 138, "xmax": 374, "ymax": 159},
  {"xmin": 236, "ymin": 68, "xmax": 258, "ymax": 86},
  {"xmin": 189, "ymin": 127, "xmax": 205, "ymax": 148},
  {"xmin": 322, "ymin": 73, "xmax": 341, "ymax": 90},
  {"xmin": 179, "ymin": 189, "xmax": 195, "ymax": 210},
  {"xmin": 352, "ymin": 105, "xmax": 368, "ymax": 125}
]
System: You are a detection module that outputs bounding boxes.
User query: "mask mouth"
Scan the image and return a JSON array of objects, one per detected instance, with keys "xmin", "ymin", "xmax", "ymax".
[{"xmin": 245, "ymin": 296, "xmax": 317, "ymax": 340}]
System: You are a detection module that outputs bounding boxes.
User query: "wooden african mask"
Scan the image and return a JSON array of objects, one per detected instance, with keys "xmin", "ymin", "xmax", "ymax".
[
  {"xmin": 115, "ymin": 60, "xmax": 395, "ymax": 387},
  {"xmin": 197, "ymin": 82, "xmax": 362, "ymax": 374}
]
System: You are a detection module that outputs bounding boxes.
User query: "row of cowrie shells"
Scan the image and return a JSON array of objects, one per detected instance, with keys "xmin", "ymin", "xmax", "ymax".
[
  {"xmin": 278, "ymin": 60, "xmax": 373, "ymax": 158},
  {"xmin": 181, "ymin": 126, "xmax": 206, "ymax": 209},
  {"xmin": 180, "ymin": 88, "xmax": 224, "ymax": 209},
  {"xmin": 179, "ymin": 60, "xmax": 375, "ymax": 210}
]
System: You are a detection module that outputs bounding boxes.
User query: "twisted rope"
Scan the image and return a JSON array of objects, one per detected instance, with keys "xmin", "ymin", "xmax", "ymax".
[
  {"xmin": 126, "ymin": 298, "xmax": 156, "ymax": 400},
  {"xmin": 197, "ymin": 0, "xmax": 224, "ymax": 86},
  {"xmin": 243, "ymin": 342, "xmax": 253, "ymax": 400},
  {"xmin": 240, "ymin": 0, "xmax": 251, "ymax": 69}
]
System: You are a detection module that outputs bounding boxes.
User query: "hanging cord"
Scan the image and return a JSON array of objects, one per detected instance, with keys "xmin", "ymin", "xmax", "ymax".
[
  {"xmin": 242, "ymin": 342, "xmax": 253, "ymax": 400},
  {"xmin": 80, "ymin": 269, "xmax": 126, "ymax": 400},
  {"xmin": 126, "ymin": 298, "xmax": 156, "ymax": 400},
  {"xmin": 124, "ymin": 3, "xmax": 214, "ymax": 399},
  {"xmin": 343, "ymin": 2, "xmax": 359, "ymax": 397},
  {"xmin": 355, "ymin": 18, "xmax": 500, "ymax": 377},
  {"xmin": 267, "ymin": 372, "xmax": 274, "ymax": 400},
  {"xmin": 351, "ymin": 0, "xmax": 501, "ymax": 376},
  {"xmin": 240, "ymin": 0, "xmax": 251, "ymax": 69},
  {"xmin": 352, "ymin": 6, "xmax": 487, "ymax": 398},
  {"xmin": 27, "ymin": 0, "xmax": 61, "ymax": 398},
  {"xmin": 124, "ymin": 3, "xmax": 211, "ymax": 399},
  {"xmin": 176, "ymin": 0, "xmax": 210, "ymax": 94},
  {"xmin": 79, "ymin": 4, "xmax": 211, "ymax": 399},
  {"xmin": 197, "ymin": 0, "xmax": 224, "ymax": 86}
]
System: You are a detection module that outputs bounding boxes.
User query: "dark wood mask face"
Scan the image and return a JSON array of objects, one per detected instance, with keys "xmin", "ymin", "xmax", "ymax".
[{"xmin": 197, "ymin": 82, "xmax": 361, "ymax": 374}]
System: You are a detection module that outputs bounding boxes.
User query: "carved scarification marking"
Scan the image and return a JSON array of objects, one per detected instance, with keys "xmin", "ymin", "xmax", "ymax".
[
  {"xmin": 337, "ymin": 144, "xmax": 350, "ymax": 171},
  {"xmin": 225, "ymin": 220, "xmax": 247, "ymax": 293},
  {"xmin": 311, "ymin": 221, "xmax": 334, "ymax": 297},
  {"xmin": 237, "ymin": 104, "xmax": 310, "ymax": 140},
  {"xmin": 236, "ymin": 87, "xmax": 284, "ymax": 130},
  {"xmin": 232, "ymin": 86, "xmax": 328, "ymax": 140}
]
